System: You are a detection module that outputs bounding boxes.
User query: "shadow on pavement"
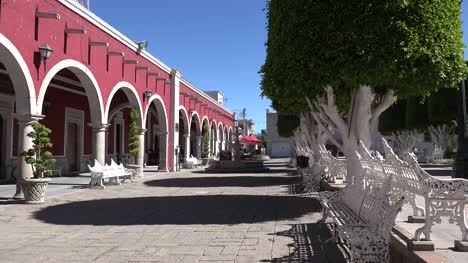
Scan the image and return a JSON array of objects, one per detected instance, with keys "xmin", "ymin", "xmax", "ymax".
[
  {"xmin": 34, "ymin": 195, "xmax": 321, "ymax": 226},
  {"xmin": 144, "ymin": 176, "xmax": 301, "ymax": 188},
  {"xmin": 267, "ymin": 223, "xmax": 348, "ymax": 263}
]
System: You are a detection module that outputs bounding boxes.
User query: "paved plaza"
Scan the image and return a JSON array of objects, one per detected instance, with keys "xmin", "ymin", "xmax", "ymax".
[{"xmin": 0, "ymin": 160, "xmax": 348, "ymax": 263}]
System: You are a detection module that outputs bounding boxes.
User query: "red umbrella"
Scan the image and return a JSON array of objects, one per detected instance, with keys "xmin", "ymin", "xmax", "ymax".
[{"xmin": 239, "ymin": 135, "xmax": 261, "ymax": 144}]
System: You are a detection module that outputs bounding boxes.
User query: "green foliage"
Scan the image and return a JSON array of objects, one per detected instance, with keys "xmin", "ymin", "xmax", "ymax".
[
  {"xmin": 379, "ymin": 99, "xmax": 407, "ymax": 134},
  {"xmin": 427, "ymin": 88, "xmax": 458, "ymax": 124},
  {"xmin": 128, "ymin": 109, "xmax": 140, "ymax": 158},
  {"xmin": 202, "ymin": 122, "xmax": 210, "ymax": 158},
  {"xmin": 20, "ymin": 122, "xmax": 56, "ymax": 178},
  {"xmin": 260, "ymin": 0, "xmax": 466, "ymax": 113},
  {"xmin": 277, "ymin": 114, "xmax": 300, "ymax": 138},
  {"xmin": 405, "ymin": 97, "xmax": 429, "ymax": 129}
]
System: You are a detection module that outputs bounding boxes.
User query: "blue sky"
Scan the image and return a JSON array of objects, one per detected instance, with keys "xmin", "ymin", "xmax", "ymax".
[
  {"xmin": 91, "ymin": 1, "xmax": 468, "ymax": 133},
  {"xmin": 91, "ymin": 0, "xmax": 270, "ymax": 133}
]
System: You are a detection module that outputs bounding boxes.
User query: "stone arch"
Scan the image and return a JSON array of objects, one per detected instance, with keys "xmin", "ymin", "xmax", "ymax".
[
  {"xmin": 0, "ymin": 33, "xmax": 37, "ymax": 184},
  {"xmin": 144, "ymin": 94, "xmax": 169, "ymax": 171},
  {"xmin": 37, "ymin": 59, "xmax": 104, "ymax": 124},
  {"xmin": 189, "ymin": 111, "xmax": 201, "ymax": 158},
  {"xmin": 0, "ymin": 33, "xmax": 36, "ymax": 114},
  {"xmin": 178, "ymin": 106, "xmax": 189, "ymax": 135},
  {"xmin": 210, "ymin": 119, "xmax": 217, "ymax": 155},
  {"xmin": 105, "ymin": 81, "xmax": 143, "ymax": 128},
  {"xmin": 189, "ymin": 111, "xmax": 201, "ymax": 135},
  {"xmin": 218, "ymin": 122, "xmax": 224, "ymax": 151}
]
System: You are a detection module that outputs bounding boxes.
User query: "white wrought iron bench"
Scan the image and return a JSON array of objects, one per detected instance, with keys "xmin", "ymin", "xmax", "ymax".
[
  {"xmin": 319, "ymin": 145, "xmax": 347, "ymax": 182},
  {"xmin": 319, "ymin": 175, "xmax": 404, "ymax": 262},
  {"xmin": 379, "ymin": 139, "xmax": 468, "ymax": 245},
  {"xmin": 88, "ymin": 159, "xmax": 135, "ymax": 189}
]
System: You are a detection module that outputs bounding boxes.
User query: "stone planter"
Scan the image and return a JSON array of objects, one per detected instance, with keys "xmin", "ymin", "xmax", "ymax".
[
  {"xmin": 202, "ymin": 158, "xmax": 210, "ymax": 166},
  {"xmin": 22, "ymin": 178, "xmax": 51, "ymax": 204}
]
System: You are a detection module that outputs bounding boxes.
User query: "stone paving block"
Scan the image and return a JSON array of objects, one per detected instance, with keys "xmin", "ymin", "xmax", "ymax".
[
  {"xmin": 221, "ymin": 246, "xmax": 240, "ymax": 255},
  {"xmin": 199, "ymin": 255, "xmax": 237, "ymax": 261},
  {"xmin": 234, "ymin": 255, "xmax": 256, "ymax": 263},
  {"xmin": 203, "ymin": 246, "xmax": 224, "ymax": 255},
  {"xmin": 241, "ymin": 238, "xmax": 258, "ymax": 246},
  {"xmin": 169, "ymin": 246, "xmax": 205, "ymax": 255}
]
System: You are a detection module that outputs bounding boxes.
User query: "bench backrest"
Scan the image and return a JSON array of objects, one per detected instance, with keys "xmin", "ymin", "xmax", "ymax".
[
  {"xmin": 381, "ymin": 139, "xmax": 426, "ymax": 195},
  {"xmin": 359, "ymin": 177, "xmax": 404, "ymax": 239}
]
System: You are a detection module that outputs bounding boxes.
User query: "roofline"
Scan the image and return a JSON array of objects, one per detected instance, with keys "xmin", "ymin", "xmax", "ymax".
[{"xmin": 59, "ymin": 0, "xmax": 234, "ymax": 116}]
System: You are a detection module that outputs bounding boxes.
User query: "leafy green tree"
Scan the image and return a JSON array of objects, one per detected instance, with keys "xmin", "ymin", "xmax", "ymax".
[
  {"xmin": 261, "ymin": 0, "xmax": 466, "ymax": 113},
  {"xmin": 202, "ymin": 122, "xmax": 210, "ymax": 158},
  {"xmin": 128, "ymin": 109, "xmax": 140, "ymax": 162},
  {"xmin": 261, "ymin": 0, "xmax": 466, "ymax": 181},
  {"xmin": 20, "ymin": 122, "xmax": 56, "ymax": 178}
]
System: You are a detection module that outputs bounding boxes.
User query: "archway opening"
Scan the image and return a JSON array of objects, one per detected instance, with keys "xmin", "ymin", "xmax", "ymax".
[
  {"xmin": 178, "ymin": 109, "xmax": 189, "ymax": 163},
  {"xmin": 40, "ymin": 68, "xmax": 101, "ymax": 174},
  {"xmin": 106, "ymin": 88, "xmax": 142, "ymax": 165},
  {"xmin": 145, "ymin": 98, "xmax": 168, "ymax": 171},
  {"xmin": 190, "ymin": 114, "xmax": 201, "ymax": 158}
]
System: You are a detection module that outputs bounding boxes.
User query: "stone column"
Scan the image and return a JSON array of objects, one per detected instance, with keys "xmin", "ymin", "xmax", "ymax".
[
  {"xmin": 105, "ymin": 129, "xmax": 109, "ymax": 163},
  {"xmin": 196, "ymin": 136, "xmax": 203, "ymax": 159},
  {"xmin": 89, "ymin": 123, "xmax": 108, "ymax": 166},
  {"xmin": 13, "ymin": 114, "xmax": 43, "ymax": 200},
  {"xmin": 136, "ymin": 129, "xmax": 147, "ymax": 177},
  {"xmin": 184, "ymin": 134, "xmax": 191, "ymax": 160},
  {"xmin": 159, "ymin": 132, "xmax": 168, "ymax": 172},
  {"xmin": 170, "ymin": 69, "xmax": 182, "ymax": 172}
]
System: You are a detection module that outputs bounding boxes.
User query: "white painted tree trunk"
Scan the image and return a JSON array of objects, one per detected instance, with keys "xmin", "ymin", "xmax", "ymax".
[
  {"xmin": 391, "ymin": 130, "xmax": 424, "ymax": 158},
  {"xmin": 308, "ymin": 85, "xmax": 394, "ymax": 184},
  {"xmin": 428, "ymin": 124, "xmax": 456, "ymax": 159},
  {"xmin": 292, "ymin": 111, "xmax": 328, "ymax": 175}
]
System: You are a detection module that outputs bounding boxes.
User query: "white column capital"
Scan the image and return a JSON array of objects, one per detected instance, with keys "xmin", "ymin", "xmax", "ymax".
[
  {"xmin": 88, "ymin": 123, "xmax": 109, "ymax": 132},
  {"xmin": 183, "ymin": 134, "xmax": 190, "ymax": 138},
  {"xmin": 139, "ymin": 128, "xmax": 148, "ymax": 135},
  {"xmin": 12, "ymin": 113, "xmax": 44, "ymax": 123}
]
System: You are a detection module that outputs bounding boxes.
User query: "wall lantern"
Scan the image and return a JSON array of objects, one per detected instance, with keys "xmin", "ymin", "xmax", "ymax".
[
  {"xmin": 144, "ymin": 89, "xmax": 153, "ymax": 99},
  {"xmin": 39, "ymin": 44, "xmax": 53, "ymax": 73}
]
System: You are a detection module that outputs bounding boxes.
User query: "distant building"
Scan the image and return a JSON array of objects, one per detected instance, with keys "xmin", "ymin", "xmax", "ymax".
[
  {"xmin": 266, "ymin": 110, "xmax": 292, "ymax": 158},
  {"xmin": 237, "ymin": 119, "xmax": 255, "ymax": 136},
  {"xmin": 204, "ymin": 91, "xmax": 224, "ymax": 105}
]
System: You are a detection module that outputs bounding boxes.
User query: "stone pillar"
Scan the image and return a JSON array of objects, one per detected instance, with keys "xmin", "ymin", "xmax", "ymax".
[
  {"xmin": 170, "ymin": 69, "xmax": 182, "ymax": 172},
  {"xmin": 196, "ymin": 136, "xmax": 203, "ymax": 159},
  {"xmin": 105, "ymin": 129, "xmax": 109, "ymax": 163},
  {"xmin": 89, "ymin": 123, "xmax": 108, "ymax": 166},
  {"xmin": 184, "ymin": 134, "xmax": 191, "ymax": 160},
  {"xmin": 159, "ymin": 132, "xmax": 168, "ymax": 172},
  {"xmin": 136, "ymin": 129, "xmax": 147, "ymax": 177},
  {"xmin": 13, "ymin": 114, "xmax": 43, "ymax": 200}
]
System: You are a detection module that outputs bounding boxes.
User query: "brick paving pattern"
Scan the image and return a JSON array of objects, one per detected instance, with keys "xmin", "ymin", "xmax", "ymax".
[{"xmin": 0, "ymin": 167, "xmax": 347, "ymax": 263}]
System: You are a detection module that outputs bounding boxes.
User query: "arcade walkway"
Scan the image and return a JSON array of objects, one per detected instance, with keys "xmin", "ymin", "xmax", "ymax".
[{"xmin": 0, "ymin": 160, "xmax": 346, "ymax": 263}]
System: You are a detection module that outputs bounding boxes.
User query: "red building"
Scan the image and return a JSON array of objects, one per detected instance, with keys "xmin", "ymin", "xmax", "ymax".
[{"xmin": 0, "ymin": 0, "xmax": 235, "ymax": 193}]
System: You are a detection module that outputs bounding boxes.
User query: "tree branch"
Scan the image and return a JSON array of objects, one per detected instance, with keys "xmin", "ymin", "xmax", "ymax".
[{"xmin": 370, "ymin": 89, "xmax": 395, "ymax": 129}]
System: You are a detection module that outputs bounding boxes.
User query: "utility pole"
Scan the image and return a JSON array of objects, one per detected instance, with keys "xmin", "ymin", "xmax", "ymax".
[
  {"xmin": 454, "ymin": 79, "xmax": 468, "ymax": 178},
  {"xmin": 241, "ymin": 108, "xmax": 247, "ymax": 136}
]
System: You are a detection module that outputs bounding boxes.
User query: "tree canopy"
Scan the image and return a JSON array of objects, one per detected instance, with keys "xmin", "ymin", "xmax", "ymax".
[{"xmin": 260, "ymin": 0, "xmax": 466, "ymax": 113}]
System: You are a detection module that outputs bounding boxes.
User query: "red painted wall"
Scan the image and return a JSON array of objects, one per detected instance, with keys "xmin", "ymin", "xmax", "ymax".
[{"xmin": 2, "ymin": 0, "xmax": 234, "ymax": 170}]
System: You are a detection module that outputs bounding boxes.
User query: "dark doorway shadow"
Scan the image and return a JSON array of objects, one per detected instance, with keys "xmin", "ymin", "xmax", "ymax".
[
  {"xmin": 34, "ymin": 195, "xmax": 321, "ymax": 226},
  {"xmin": 144, "ymin": 176, "xmax": 301, "ymax": 188},
  {"xmin": 266, "ymin": 223, "xmax": 348, "ymax": 263}
]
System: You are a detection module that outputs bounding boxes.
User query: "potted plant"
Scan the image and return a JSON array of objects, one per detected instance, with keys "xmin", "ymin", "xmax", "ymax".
[
  {"xmin": 202, "ymin": 123, "xmax": 210, "ymax": 165},
  {"xmin": 127, "ymin": 108, "xmax": 142, "ymax": 176},
  {"xmin": 20, "ymin": 121, "xmax": 56, "ymax": 204}
]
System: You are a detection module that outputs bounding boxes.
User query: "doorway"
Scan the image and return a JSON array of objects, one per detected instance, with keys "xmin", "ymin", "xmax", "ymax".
[{"xmin": 67, "ymin": 122, "xmax": 79, "ymax": 172}]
